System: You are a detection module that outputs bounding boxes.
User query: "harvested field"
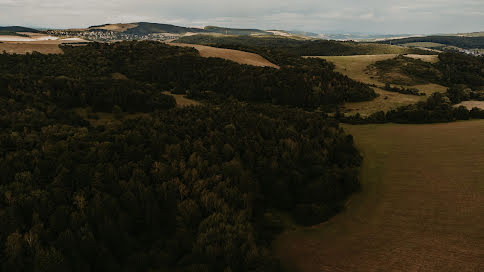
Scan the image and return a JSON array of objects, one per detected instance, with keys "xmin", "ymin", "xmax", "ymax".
[
  {"xmin": 0, "ymin": 32, "xmax": 88, "ymax": 54},
  {"xmin": 162, "ymin": 91, "xmax": 201, "ymax": 107},
  {"xmin": 274, "ymin": 121, "xmax": 484, "ymax": 272},
  {"xmin": 0, "ymin": 42, "xmax": 63, "ymax": 54},
  {"xmin": 454, "ymin": 100, "xmax": 484, "ymax": 110},
  {"xmin": 89, "ymin": 23, "xmax": 138, "ymax": 32},
  {"xmin": 405, "ymin": 54, "xmax": 440, "ymax": 63},
  {"xmin": 309, "ymin": 55, "xmax": 446, "ymax": 116},
  {"xmin": 170, "ymin": 43, "xmax": 280, "ymax": 68}
]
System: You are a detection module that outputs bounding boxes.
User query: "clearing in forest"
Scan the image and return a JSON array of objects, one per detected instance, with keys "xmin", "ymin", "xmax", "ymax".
[
  {"xmin": 274, "ymin": 121, "xmax": 484, "ymax": 272},
  {"xmin": 309, "ymin": 55, "xmax": 446, "ymax": 116},
  {"xmin": 170, "ymin": 42, "xmax": 280, "ymax": 69},
  {"xmin": 162, "ymin": 91, "xmax": 201, "ymax": 107}
]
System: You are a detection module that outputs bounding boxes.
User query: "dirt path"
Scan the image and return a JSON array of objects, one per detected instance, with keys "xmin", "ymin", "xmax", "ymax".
[
  {"xmin": 274, "ymin": 121, "xmax": 484, "ymax": 272},
  {"xmin": 170, "ymin": 43, "xmax": 280, "ymax": 69}
]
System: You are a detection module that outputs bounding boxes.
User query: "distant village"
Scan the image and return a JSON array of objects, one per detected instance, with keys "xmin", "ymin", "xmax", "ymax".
[{"xmin": 47, "ymin": 29, "xmax": 180, "ymax": 42}]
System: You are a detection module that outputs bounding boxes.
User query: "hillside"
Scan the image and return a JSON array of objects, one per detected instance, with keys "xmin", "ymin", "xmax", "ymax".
[
  {"xmin": 0, "ymin": 26, "xmax": 39, "ymax": 33},
  {"xmin": 0, "ymin": 40, "xmax": 364, "ymax": 272},
  {"xmin": 122, "ymin": 22, "xmax": 206, "ymax": 35},
  {"xmin": 204, "ymin": 26, "xmax": 269, "ymax": 35},
  {"xmin": 175, "ymin": 35, "xmax": 433, "ymax": 57},
  {"xmin": 378, "ymin": 35, "xmax": 484, "ymax": 50},
  {"xmin": 86, "ymin": 23, "xmax": 280, "ymax": 36},
  {"xmin": 275, "ymin": 121, "xmax": 484, "ymax": 272}
]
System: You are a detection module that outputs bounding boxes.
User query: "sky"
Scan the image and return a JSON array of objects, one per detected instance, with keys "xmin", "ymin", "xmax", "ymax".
[{"xmin": 1, "ymin": 0, "xmax": 483, "ymax": 34}]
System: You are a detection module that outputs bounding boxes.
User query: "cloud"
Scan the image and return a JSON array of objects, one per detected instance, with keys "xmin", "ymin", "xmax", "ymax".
[{"xmin": 0, "ymin": 0, "xmax": 482, "ymax": 34}]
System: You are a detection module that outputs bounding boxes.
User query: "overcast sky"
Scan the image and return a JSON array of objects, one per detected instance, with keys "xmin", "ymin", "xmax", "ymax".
[{"xmin": 1, "ymin": 0, "xmax": 483, "ymax": 34}]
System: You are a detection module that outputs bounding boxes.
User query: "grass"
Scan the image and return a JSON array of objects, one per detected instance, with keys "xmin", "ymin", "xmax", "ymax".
[
  {"xmin": 0, "ymin": 42, "xmax": 63, "ymax": 54},
  {"xmin": 402, "ymin": 42, "xmax": 446, "ymax": 48},
  {"xmin": 273, "ymin": 120, "xmax": 484, "ymax": 272},
  {"xmin": 170, "ymin": 43, "xmax": 280, "ymax": 68},
  {"xmin": 309, "ymin": 55, "xmax": 446, "ymax": 116},
  {"xmin": 162, "ymin": 91, "xmax": 201, "ymax": 107}
]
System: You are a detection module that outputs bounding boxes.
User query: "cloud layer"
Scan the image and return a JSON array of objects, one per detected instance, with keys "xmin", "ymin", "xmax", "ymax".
[{"xmin": 1, "ymin": 0, "xmax": 483, "ymax": 34}]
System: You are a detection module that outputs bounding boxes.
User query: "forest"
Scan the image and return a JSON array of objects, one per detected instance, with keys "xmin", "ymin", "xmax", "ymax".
[
  {"xmin": 0, "ymin": 41, "xmax": 376, "ymax": 109},
  {"xmin": 0, "ymin": 41, "xmax": 363, "ymax": 271}
]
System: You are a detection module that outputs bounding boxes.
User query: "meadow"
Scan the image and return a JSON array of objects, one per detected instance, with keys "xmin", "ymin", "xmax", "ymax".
[
  {"xmin": 274, "ymin": 120, "xmax": 484, "ymax": 272},
  {"xmin": 310, "ymin": 55, "xmax": 447, "ymax": 116},
  {"xmin": 171, "ymin": 42, "xmax": 280, "ymax": 68}
]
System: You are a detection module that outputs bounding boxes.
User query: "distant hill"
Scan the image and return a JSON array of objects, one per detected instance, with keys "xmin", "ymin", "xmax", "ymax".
[
  {"xmin": 175, "ymin": 35, "xmax": 433, "ymax": 59},
  {"xmin": 84, "ymin": 22, "xmax": 310, "ymax": 37},
  {"xmin": 123, "ymin": 22, "xmax": 206, "ymax": 35},
  {"xmin": 0, "ymin": 26, "xmax": 39, "ymax": 33},
  {"xmin": 378, "ymin": 35, "xmax": 484, "ymax": 49},
  {"xmin": 204, "ymin": 26, "xmax": 268, "ymax": 35}
]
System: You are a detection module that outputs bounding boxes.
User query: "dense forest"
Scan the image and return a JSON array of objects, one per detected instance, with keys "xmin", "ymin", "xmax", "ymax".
[
  {"xmin": 0, "ymin": 41, "xmax": 364, "ymax": 271},
  {"xmin": 0, "ymin": 41, "xmax": 376, "ymax": 109},
  {"xmin": 174, "ymin": 35, "xmax": 431, "ymax": 60},
  {"xmin": 377, "ymin": 35, "xmax": 484, "ymax": 49}
]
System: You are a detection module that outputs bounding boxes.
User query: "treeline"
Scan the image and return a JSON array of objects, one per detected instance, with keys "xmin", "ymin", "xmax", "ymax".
[
  {"xmin": 174, "ymin": 35, "xmax": 432, "ymax": 60},
  {"xmin": 372, "ymin": 53, "xmax": 484, "ymax": 89},
  {"xmin": 377, "ymin": 35, "xmax": 484, "ymax": 49},
  {"xmin": 383, "ymin": 83, "xmax": 425, "ymax": 96},
  {"xmin": 341, "ymin": 91, "xmax": 484, "ymax": 124},
  {"xmin": 0, "ymin": 41, "xmax": 376, "ymax": 109}
]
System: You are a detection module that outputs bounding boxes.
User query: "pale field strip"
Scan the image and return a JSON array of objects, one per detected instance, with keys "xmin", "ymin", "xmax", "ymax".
[{"xmin": 170, "ymin": 43, "xmax": 280, "ymax": 69}]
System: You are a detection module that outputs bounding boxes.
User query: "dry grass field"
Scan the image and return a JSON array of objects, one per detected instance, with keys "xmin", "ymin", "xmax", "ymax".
[
  {"xmin": 274, "ymin": 120, "xmax": 484, "ymax": 272},
  {"xmin": 0, "ymin": 41, "xmax": 64, "ymax": 54},
  {"xmin": 89, "ymin": 23, "xmax": 138, "ymax": 32},
  {"xmin": 454, "ymin": 101, "xmax": 484, "ymax": 110},
  {"xmin": 170, "ymin": 43, "xmax": 280, "ymax": 68},
  {"xmin": 0, "ymin": 33, "xmax": 88, "ymax": 54},
  {"xmin": 309, "ymin": 55, "xmax": 446, "ymax": 116},
  {"xmin": 162, "ymin": 91, "xmax": 201, "ymax": 107}
]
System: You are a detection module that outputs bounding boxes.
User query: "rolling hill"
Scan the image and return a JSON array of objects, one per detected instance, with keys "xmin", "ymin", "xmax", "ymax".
[
  {"xmin": 0, "ymin": 26, "xmax": 39, "ymax": 33},
  {"xmin": 378, "ymin": 35, "xmax": 484, "ymax": 49}
]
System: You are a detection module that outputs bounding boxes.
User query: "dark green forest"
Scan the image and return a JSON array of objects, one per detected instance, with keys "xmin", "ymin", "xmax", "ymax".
[{"xmin": 0, "ymin": 41, "xmax": 363, "ymax": 271}]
